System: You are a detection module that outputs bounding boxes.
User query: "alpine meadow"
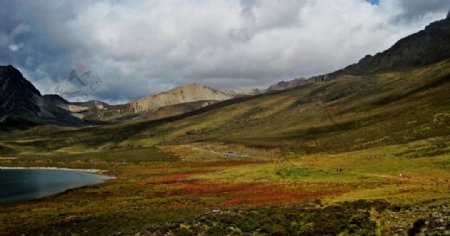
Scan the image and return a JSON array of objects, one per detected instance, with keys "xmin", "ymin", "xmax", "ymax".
[{"xmin": 0, "ymin": 1, "xmax": 449, "ymax": 235}]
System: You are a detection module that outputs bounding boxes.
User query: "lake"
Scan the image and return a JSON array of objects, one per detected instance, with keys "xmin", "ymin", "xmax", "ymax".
[{"xmin": 0, "ymin": 168, "xmax": 111, "ymax": 206}]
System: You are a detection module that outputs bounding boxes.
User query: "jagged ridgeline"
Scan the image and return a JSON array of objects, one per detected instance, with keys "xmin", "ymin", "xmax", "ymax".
[
  {"xmin": 1, "ymin": 13, "xmax": 450, "ymax": 133},
  {"xmin": 0, "ymin": 66, "xmax": 87, "ymax": 128}
]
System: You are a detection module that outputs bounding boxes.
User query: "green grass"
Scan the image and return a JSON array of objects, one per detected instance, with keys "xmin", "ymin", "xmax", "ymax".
[
  {"xmin": 1, "ymin": 60, "xmax": 449, "ymax": 157},
  {"xmin": 33, "ymin": 147, "xmax": 179, "ymax": 163},
  {"xmin": 1, "ymin": 140, "xmax": 449, "ymax": 234},
  {"xmin": 0, "ymin": 61, "xmax": 449, "ymax": 234}
]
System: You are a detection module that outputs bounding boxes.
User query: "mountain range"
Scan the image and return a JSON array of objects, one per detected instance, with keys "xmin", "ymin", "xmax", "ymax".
[
  {"xmin": 1, "ymin": 13, "xmax": 450, "ymax": 130},
  {"xmin": 0, "ymin": 68, "xmax": 263, "ymax": 127}
]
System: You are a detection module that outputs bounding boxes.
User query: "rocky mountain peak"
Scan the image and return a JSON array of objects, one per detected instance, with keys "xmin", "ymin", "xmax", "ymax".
[
  {"xmin": 0, "ymin": 65, "xmax": 41, "ymax": 96},
  {"xmin": 0, "ymin": 65, "xmax": 86, "ymax": 127},
  {"xmin": 0, "ymin": 65, "xmax": 42, "ymax": 119}
]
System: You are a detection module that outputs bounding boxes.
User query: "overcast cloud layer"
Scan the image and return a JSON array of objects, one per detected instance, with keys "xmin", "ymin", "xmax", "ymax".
[{"xmin": 1, "ymin": 0, "xmax": 449, "ymax": 103}]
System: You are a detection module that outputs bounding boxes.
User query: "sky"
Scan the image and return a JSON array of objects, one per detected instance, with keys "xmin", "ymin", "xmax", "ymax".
[{"xmin": 1, "ymin": 0, "xmax": 449, "ymax": 104}]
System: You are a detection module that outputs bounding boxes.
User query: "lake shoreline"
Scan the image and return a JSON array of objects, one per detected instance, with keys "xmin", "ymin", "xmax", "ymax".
[
  {"xmin": 0, "ymin": 166, "xmax": 114, "ymax": 177},
  {"xmin": 0, "ymin": 167, "xmax": 115, "ymax": 207}
]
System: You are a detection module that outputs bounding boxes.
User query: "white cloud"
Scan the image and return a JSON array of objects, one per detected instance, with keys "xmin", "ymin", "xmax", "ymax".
[
  {"xmin": 0, "ymin": 0, "xmax": 449, "ymax": 103},
  {"xmin": 8, "ymin": 44, "xmax": 19, "ymax": 51}
]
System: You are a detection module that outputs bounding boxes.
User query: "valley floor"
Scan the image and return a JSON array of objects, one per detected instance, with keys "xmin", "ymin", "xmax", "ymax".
[{"xmin": 0, "ymin": 141, "xmax": 449, "ymax": 235}]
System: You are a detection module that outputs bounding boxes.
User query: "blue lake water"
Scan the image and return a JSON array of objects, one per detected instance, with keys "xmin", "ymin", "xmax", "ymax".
[{"xmin": 0, "ymin": 169, "xmax": 111, "ymax": 206}]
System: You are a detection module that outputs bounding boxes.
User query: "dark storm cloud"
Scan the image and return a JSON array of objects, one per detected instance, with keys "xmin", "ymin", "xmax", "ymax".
[{"xmin": 0, "ymin": 0, "xmax": 448, "ymax": 104}]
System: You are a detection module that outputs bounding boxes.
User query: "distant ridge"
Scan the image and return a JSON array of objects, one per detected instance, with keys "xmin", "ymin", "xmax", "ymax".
[
  {"xmin": 129, "ymin": 83, "xmax": 260, "ymax": 113},
  {"xmin": 268, "ymin": 13, "xmax": 450, "ymax": 90},
  {"xmin": 0, "ymin": 65, "xmax": 262, "ymax": 126},
  {"xmin": 267, "ymin": 78, "xmax": 308, "ymax": 91},
  {"xmin": 312, "ymin": 12, "xmax": 450, "ymax": 82}
]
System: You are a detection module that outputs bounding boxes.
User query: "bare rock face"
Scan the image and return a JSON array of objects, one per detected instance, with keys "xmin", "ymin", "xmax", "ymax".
[
  {"xmin": 267, "ymin": 78, "xmax": 307, "ymax": 91},
  {"xmin": 65, "ymin": 83, "xmax": 262, "ymax": 121},
  {"xmin": 129, "ymin": 83, "xmax": 258, "ymax": 113}
]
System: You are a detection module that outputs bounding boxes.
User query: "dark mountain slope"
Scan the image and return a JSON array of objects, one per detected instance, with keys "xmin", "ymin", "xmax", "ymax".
[
  {"xmin": 0, "ymin": 65, "xmax": 42, "ymax": 119},
  {"xmin": 264, "ymin": 13, "xmax": 450, "ymax": 91},
  {"xmin": 0, "ymin": 65, "xmax": 86, "ymax": 128},
  {"xmin": 308, "ymin": 13, "xmax": 450, "ymax": 82}
]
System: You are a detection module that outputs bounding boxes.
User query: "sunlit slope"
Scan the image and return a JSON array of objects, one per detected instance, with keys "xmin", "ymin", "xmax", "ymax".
[
  {"xmin": 12, "ymin": 59, "xmax": 447, "ymax": 155},
  {"xmin": 131, "ymin": 60, "xmax": 450, "ymax": 152},
  {"xmin": 2, "ymin": 13, "xmax": 450, "ymax": 156}
]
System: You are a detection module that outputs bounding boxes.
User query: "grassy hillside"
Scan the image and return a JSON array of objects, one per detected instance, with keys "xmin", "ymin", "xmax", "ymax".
[
  {"xmin": 137, "ymin": 59, "xmax": 449, "ymax": 152},
  {"xmin": 1, "ymin": 60, "xmax": 449, "ymax": 235},
  {"xmin": 5, "ymin": 59, "xmax": 447, "ymax": 155}
]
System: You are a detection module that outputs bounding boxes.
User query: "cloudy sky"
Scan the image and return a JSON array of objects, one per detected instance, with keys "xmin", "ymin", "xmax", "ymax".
[{"xmin": 1, "ymin": 0, "xmax": 449, "ymax": 103}]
